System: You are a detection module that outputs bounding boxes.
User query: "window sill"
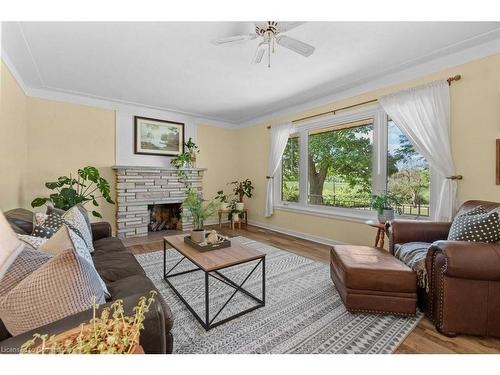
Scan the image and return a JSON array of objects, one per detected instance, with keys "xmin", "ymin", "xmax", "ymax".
[{"xmin": 274, "ymin": 202, "xmax": 431, "ymax": 224}]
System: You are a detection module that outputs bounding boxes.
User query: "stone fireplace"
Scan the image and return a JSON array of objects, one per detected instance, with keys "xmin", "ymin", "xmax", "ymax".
[{"xmin": 113, "ymin": 166, "xmax": 206, "ymax": 238}]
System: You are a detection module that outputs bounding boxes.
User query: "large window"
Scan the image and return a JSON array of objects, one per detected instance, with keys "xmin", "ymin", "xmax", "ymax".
[
  {"xmin": 308, "ymin": 119, "xmax": 373, "ymax": 208},
  {"xmin": 386, "ymin": 119, "xmax": 430, "ymax": 217},
  {"xmin": 278, "ymin": 109, "xmax": 433, "ymax": 219}
]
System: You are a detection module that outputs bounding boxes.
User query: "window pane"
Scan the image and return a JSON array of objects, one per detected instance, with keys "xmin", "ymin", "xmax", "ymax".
[
  {"xmin": 308, "ymin": 119, "xmax": 373, "ymax": 209},
  {"xmin": 281, "ymin": 136, "xmax": 300, "ymax": 202},
  {"xmin": 387, "ymin": 119, "xmax": 430, "ymax": 217}
]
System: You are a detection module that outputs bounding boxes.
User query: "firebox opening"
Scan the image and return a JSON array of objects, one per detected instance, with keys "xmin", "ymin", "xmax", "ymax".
[{"xmin": 148, "ymin": 203, "xmax": 182, "ymax": 232}]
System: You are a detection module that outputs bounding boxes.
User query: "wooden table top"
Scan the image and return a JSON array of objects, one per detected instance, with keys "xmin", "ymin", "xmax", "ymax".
[
  {"xmin": 365, "ymin": 220, "xmax": 385, "ymax": 229},
  {"xmin": 164, "ymin": 234, "xmax": 265, "ymax": 272}
]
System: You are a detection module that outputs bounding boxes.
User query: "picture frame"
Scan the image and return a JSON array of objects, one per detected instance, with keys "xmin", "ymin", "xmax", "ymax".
[
  {"xmin": 497, "ymin": 139, "xmax": 500, "ymax": 185},
  {"xmin": 134, "ymin": 116, "xmax": 185, "ymax": 156}
]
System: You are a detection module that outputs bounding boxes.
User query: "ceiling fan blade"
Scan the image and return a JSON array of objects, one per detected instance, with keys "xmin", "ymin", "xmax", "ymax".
[
  {"xmin": 212, "ymin": 34, "xmax": 257, "ymax": 45},
  {"xmin": 276, "ymin": 22, "xmax": 305, "ymax": 32},
  {"xmin": 276, "ymin": 35, "xmax": 315, "ymax": 57},
  {"xmin": 251, "ymin": 42, "xmax": 267, "ymax": 64}
]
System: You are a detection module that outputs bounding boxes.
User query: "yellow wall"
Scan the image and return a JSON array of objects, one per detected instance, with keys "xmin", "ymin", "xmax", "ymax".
[
  {"xmin": 196, "ymin": 124, "xmax": 240, "ymax": 201},
  {"xmin": 0, "ymin": 61, "xmax": 28, "ymax": 211},
  {"xmin": 25, "ymin": 97, "xmax": 116, "ymax": 228},
  {"xmin": 3, "ymin": 53, "xmax": 500, "ymax": 247},
  {"xmin": 238, "ymin": 53, "xmax": 500, "ymax": 246}
]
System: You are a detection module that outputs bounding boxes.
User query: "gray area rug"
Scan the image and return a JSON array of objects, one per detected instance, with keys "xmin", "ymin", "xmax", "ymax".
[{"xmin": 135, "ymin": 236, "xmax": 422, "ymax": 354}]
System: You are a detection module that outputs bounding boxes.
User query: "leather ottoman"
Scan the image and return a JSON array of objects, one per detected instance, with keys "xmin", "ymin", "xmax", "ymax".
[{"xmin": 330, "ymin": 245, "xmax": 417, "ymax": 316}]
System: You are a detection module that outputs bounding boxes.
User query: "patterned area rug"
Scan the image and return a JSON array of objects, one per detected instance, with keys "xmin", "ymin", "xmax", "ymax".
[{"xmin": 135, "ymin": 236, "xmax": 422, "ymax": 354}]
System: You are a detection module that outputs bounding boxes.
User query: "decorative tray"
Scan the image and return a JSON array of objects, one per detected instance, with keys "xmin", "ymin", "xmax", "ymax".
[{"xmin": 184, "ymin": 235, "xmax": 231, "ymax": 252}]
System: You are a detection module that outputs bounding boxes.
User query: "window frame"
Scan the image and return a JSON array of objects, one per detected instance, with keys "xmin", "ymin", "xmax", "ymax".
[{"xmin": 275, "ymin": 105, "xmax": 434, "ymax": 222}]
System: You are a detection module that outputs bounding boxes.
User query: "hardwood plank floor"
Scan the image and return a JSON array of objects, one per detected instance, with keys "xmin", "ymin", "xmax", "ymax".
[{"xmin": 125, "ymin": 224, "xmax": 500, "ymax": 354}]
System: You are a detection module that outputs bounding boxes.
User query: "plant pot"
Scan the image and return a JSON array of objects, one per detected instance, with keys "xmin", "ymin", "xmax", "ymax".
[
  {"xmin": 378, "ymin": 208, "xmax": 394, "ymax": 223},
  {"xmin": 232, "ymin": 213, "xmax": 240, "ymax": 222},
  {"xmin": 190, "ymin": 229, "xmax": 206, "ymax": 243},
  {"xmin": 236, "ymin": 202, "xmax": 244, "ymax": 211},
  {"xmin": 220, "ymin": 202, "xmax": 230, "ymax": 210}
]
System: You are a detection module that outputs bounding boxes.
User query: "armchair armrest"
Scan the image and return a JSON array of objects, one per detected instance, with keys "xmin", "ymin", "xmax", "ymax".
[
  {"xmin": 386, "ymin": 219, "xmax": 452, "ymax": 254},
  {"xmin": 91, "ymin": 222, "xmax": 112, "ymax": 241},
  {"xmin": 427, "ymin": 241, "xmax": 500, "ymax": 281}
]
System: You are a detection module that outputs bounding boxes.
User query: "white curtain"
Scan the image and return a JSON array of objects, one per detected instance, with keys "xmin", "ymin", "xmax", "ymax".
[
  {"xmin": 265, "ymin": 122, "xmax": 292, "ymax": 217},
  {"xmin": 379, "ymin": 80, "xmax": 456, "ymax": 221}
]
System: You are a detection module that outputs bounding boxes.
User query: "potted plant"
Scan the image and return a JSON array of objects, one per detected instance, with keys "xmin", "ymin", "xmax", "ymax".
[
  {"xmin": 20, "ymin": 291, "xmax": 157, "ymax": 354},
  {"xmin": 230, "ymin": 179, "xmax": 254, "ymax": 210},
  {"xmin": 228, "ymin": 199, "xmax": 244, "ymax": 222},
  {"xmin": 30, "ymin": 166, "xmax": 115, "ymax": 218},
  {"xmin": 181, "ymin": 189, "xmax": 220, "ymax": 243},
  {"xmin": 215, "ymin": 190, "xmax": 230, "ymax": 210},
  {"xmin": 371, "ymin": 193, "xmax": 395, "ymax": 223},
  {"xmin": 184, "ymin": 137, "xmax": 199, "ymax": 168}
]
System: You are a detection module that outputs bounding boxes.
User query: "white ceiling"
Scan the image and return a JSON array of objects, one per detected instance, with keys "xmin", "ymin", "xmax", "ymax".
[{"xmin": 3, "ymin": 21, "xmax": 500, "ymax": 124}]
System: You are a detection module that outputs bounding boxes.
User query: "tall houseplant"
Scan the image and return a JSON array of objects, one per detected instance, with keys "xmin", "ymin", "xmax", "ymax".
[
  {"xmin": 181, "ymin": 189, "xmax": 220, "ymax": 242},
  {"xmin": 31, "ymin": 166, "xmax": 115, "ymax": 218},
  {"xmin": 230, "ymin": 179, "xmax": 254, "ymax": 210}
]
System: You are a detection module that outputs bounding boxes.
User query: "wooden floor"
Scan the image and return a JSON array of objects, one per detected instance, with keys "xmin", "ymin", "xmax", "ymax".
[{"xmin": 125, "ymin": 224, "xmax": 500, "ymax": 354}]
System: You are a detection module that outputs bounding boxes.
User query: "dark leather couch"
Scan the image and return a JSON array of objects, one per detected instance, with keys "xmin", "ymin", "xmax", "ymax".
[
  {"xmin": 386, "ymin": 200, "xmax": 500, "ymax": 338},
  {"xmin": 0, "ymin": 208, "xmax": 174, "ymax": 354}
]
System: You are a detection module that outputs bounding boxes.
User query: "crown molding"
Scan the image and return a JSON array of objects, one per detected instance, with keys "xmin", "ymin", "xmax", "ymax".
[
  {"xmin": 4, "ymin": 26, "xmax": 500, "ymax": 130},
  {"xmin": 238, "ymin": 31, "xmax": 500, "ymax": 127},
  {"xmin": 1, "ymin": 49, "xmax": 239, "ymax": 130}
]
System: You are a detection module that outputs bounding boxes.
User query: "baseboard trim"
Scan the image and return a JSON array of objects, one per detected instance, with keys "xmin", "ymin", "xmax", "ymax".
[{"xmin": 247, "ymin": 219, "xmax": 346, "ymax": 247}]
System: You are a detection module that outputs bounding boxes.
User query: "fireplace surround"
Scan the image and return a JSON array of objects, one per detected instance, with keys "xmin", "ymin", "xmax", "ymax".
[{"xmin": 113, "ymin": 165, "xmax": 206, "ymax": 238}]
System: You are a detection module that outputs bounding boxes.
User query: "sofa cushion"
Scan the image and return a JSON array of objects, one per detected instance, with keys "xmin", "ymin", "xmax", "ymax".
[
  {"xmin": 92, "ymin": 251, "xmax": 146, "ymax": 283},
  {"xmin": 4, "ymin": 208, "xmax": 34, "ymax": 235},
  {"xmin": 93, "ymin": 237, "xmax": 127, "ymax": 253}
]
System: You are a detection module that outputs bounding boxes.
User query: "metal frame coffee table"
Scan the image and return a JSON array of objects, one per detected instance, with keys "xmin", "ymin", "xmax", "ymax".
[{"xmin": 163, "ymin": 235, "xmax": 266, "ymax": 331}]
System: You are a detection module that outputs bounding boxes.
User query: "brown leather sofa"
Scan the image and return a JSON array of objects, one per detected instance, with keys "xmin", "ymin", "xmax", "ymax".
[
  {"xmin": 0, "ymin": 208, "xmax": 174, "ymax": 354},
  {"xmin": 386, "ymin": 200, "xmax": 500, "ymax": 338}
]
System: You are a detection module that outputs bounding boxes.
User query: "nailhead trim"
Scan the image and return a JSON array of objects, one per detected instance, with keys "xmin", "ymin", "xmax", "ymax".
[{"xmin": 347, "ymin": 307, "xmax": 416, "ymax": 318}]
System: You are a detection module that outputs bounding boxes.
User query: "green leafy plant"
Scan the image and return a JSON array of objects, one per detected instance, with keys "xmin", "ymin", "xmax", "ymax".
[
  {"xmin": 170, "ymin": 138, "xmax": 200, "ymax": 181},
  {"xmin": 215, "ymin": 190, "xmax": 229, "ymax": 203},
  {"xmin": 31, "ymin": 166, "xmax": 115, "ymax": 218},
  {"xmin": 370, "ymin": 193, "xmax": 396, "ymax": 215},
  {"xmin": 227, "ymin": 199, "xmax": 244, "ymax": 221},
  {"xmin": 181, "ymin": 189, "xmax": 220, "ymax": 230},
  {"xmin": 230, "ymin": 179, "xmax": 254, "ymax": 203}
]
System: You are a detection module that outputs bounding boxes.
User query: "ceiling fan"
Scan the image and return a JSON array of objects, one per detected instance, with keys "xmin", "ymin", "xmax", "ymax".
[{"xmin": 212, "ymin": 22, "xmax": 315, "ymax": 68}]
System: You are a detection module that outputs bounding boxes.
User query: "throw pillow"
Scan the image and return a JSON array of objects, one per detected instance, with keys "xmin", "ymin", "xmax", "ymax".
[
  {"xmin": 47, "ymin": 204, "xmax": 92, "ymax": 241},
  {"xmin": 32, "ymin": 212, "xmax": 65, "ymax": 239},
  {"xmin": 17, "ymin": 234, "xmax": 48, "ymax": 249},
  {"xmin": 39, "ymin": 225, "xmax": 109, "ymax": 297},
  {"xmin": 0, "ymin": 248, "xmax": 106, "ymax": 336},
  {"xmin": 448, "ymin": 208, "xmax": 500, "ymax": 243},
  {"xmin": 0, "ymin": 213, "xmax": 25, "ymax": 280},
  {"xmin": 63, "ymin": 206, "xmax": 95, "ymax": 253}
]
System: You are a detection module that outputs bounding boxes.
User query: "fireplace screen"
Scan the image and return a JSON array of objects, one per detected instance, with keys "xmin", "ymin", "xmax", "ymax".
[{"xmin": 148, "ymin": 203, "xmax": 182, "ymax": 231}]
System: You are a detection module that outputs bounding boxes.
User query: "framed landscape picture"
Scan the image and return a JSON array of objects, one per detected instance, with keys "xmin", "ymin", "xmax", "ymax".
[{"xmin": 134, "ymin": 116, "xmax": 185, "ymax": 156}]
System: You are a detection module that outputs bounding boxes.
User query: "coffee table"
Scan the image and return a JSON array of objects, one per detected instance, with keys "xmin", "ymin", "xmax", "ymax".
[{"xmin": 163, "ymin": 235, "xmax": 266, "ymax": 330}]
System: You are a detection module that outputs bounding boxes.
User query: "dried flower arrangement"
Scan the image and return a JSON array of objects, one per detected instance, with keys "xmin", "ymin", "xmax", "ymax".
[{"xmin": 20, "ymin": 290, "xmax": 157, "ymax": 354}]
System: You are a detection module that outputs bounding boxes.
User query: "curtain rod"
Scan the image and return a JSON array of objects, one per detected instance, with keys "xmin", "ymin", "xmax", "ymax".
[{"xmin": 267, "ymin": 74, "xmax": 461, "ymax": 129}]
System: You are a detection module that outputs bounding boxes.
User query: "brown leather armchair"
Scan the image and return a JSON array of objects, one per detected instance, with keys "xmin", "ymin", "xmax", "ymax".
[{"xmin": 386, "ymin": 200, "xmax": 500, "ymax": 338}]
